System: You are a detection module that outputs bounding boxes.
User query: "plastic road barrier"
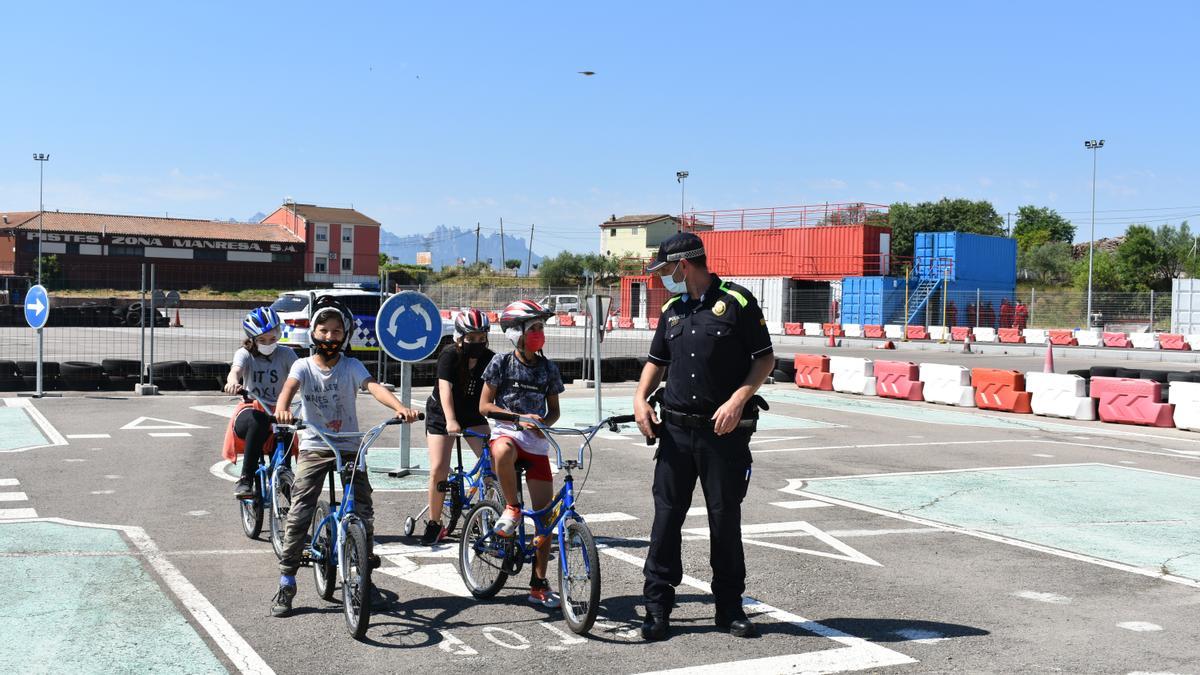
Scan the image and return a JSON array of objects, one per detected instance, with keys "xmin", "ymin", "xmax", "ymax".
[
  {"xmin": 1169, "ymin": 381, "xmax": 1200, "ymax": 431},
  {"xmin": 1188, "ymin": 335, "xmax": 1200, "ymax": 350},
  {"xmin": 919, "ymin": 363, "xmax": 976, "ymax": 407},
  {"xmin": 784, "ymin": 323, "xmax": 804, "ymax": 336},
  {"xmin": 803, "ymin": 322, "xmax": 824, "ymax": 337},
  {"xmin": 439, "ymin": 309, "xmax": 452, "ymax": 319},
  {"xmin": 971, "ymin": 368, "xmax": 1033, "ymax": 413},
  {"xmin": 884, "ymin": 324, "xmax": 904, "ymax": 339},
  {"xmin": 1159, "ymin": 334, "xmax": 1190, "ymax": 350},
  {"xmin": 1103, "ymin": 332, "xmax": 1132, "ymax": 348},
  {"xmin": 997, "ymin": 328, "xmax": 1025, "ymax": 344},
  {"xmin": 1089, "ymin": 376, "xmax": 1175, "ymax": 427},
  {"xmin": 767, "ymin": 321, "xmax": 784, "ymax": 335},
  {"xmin": 906, "ymin": 325, "xmax": 929, "ymax": 340},
  {"xmin": 486, "ymin": 311, "xmax": 500, "ymax": 323},
  {"xmin": 648, "ymin": 318, "xmax": 659, "ymax": 330},
  {"xmin": 794, "ymin": 354, "xmax": 834, "ymax": 391},
  {"xmin": 1075, "ymin": 330, "xmax": 1101, "ymax": 346},
  {"xmin": 829, "ymin": 356, "xmax": 876, "ymax": 396},
  {"xmin": 842, "ymin": 324, "xmax": 863, "ymax": 338},
  {"xmin": 929, "ymin": 326, "xmax": 947, "ymax": 341},
  {"xmin": 1025, "ymin": 372, "xmax": 1096, "ymax": 421},
  {"xmin": 973, "ymin": 327, "xmax": 997, "ymax": 343},
  {"xmin": 864, "ymin": 325, "xmax": 885, "ymax": 338},
  {"xmin": 1048, "ymin": 330, "xmax": 1078, "ymax": 346},
  {"xmin": 824, "ymin": 323, "xmax": 844, "ymax": 337},
  {"xmin": 1129, "ymin": 333, "xmax": 1159, "ymax": 349},
  {"xmin": 1023, "ymin": 329, "xmax": 1047, "ymax": 344},
  {"xmin": 874, "ymin": 360, "xmax": 924, "ymax": 400},
  {"xmin": 558, "ymin": 313, "xmax": 575, "ymax": 327},
  {"xmin": 951, "ymin": 327, "xmax": 973, "ymax": 342}
]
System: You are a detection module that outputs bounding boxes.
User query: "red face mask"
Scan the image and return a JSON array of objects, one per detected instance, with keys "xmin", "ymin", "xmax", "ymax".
[{"xmin": 523, "ymin": 329, "xmax": 545, "ymax": 352}]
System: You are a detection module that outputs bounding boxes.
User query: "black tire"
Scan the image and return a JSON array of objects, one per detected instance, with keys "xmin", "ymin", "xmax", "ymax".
[
  {"xmin": 1139, "ymin": 370, "xmax": 1169, "ymax": 383},
  {"xmin": 0, "ymin": 360, "xmax": 18, "ymax": 377},
  {"xmin": 559, "ymin": 520, "xmax": 601, "ymax": 635},
  {"xmin": 17, "ymin": 361, "xmax": 59, "ymax": 377},
  {"xmin": 1167, "ymin": 371, "xmax": 1195, "ymax": 383},
  {"xmin": 771, "ymin": 369, "xmax": 788, "ymax": 383},
  {"xmin": 151, "ymin": 360, "xmax": 191, "ymax": 378},
  {"xmin": 0, "ymin": 376, "xmax": 22, "ymax": 392},
  {"xmin": 440, "ymin": 478, "xmax": 464, "ymax": 539},
  {"xmin": 458, "ymin": 500, "xmax": 509, "ymax": 598},
  {"xmin": 1066, "ymin": 369, "xmax": 1091, "ymax": 379},
  {"xmin": 1115, "ymin": 367, "xmax": 1142, "ymax": 379},
  {"xmin": 1089, "ymin": 366, "xmax": 1118, "ymax": 378},
  {"xmin": 239, "ymin": 475, "xmax": 263, "ymax": 539},
  {"xmin": 341, "ymin": 518, "xmax": 373, "ymax": 639},
  {"xmin": 269, "ymin": 465, "xmax": 294, "ymax": 560},
  {"xmin": 312, "ymin": 501, "xmax": 338, "ymax": 601},
  {"xmin": 101, "ymin": 359, "xmax": 140, "ymax": 378},
  {"xmin": 61, "ymin": 361, "xmax": 104, "ymax": 391},
  {"xmin": 777, "ymin": 357, "xmax": 797, "ymax": 378},
  {"xmin": 189, "ymin": 360, "xmax": 230, "ymax": 379}
]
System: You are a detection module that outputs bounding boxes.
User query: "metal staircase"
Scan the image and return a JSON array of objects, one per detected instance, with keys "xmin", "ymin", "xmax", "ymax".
[{"xmin": 904, "ymin": 276, "xmax": 942, "ymax": 324}]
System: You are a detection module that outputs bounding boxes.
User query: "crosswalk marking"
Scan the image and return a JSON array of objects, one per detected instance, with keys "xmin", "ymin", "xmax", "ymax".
[
  {"xmin": 581, "ymin": 512, "xmax": 638, "ymax": 523},
  {"xmin": 0, "ymin": 509, "xmax": 38, "ymax": 519},
  {"xmin": 770, "ymin": 499, "xmax": 832, "ymax": 509},
  {"xmin": 0, "ymin": 479, "xmax": 18, "ymax": 487},
  {"xmin": 66, "ymin": 434, "xmax": 111, "ymax": 439},
  {"xmin": 0, "ymin": 492, "xmax": 29, "ymax": 502},
  {"xmin": 149, "ymin": 432, "xmax": 192, "ymax": 438}
]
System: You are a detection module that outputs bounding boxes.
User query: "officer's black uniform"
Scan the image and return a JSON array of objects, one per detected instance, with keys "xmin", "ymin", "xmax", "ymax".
[{"xmin": 643, "ymin": 272, "xmax": 774, "ymax": 623}]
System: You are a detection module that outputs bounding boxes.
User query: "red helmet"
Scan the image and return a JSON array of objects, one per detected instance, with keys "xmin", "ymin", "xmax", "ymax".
[
  {"xmin": 454, "ymin": 307, "xmax": 490, "ymax": 336},
  {"xmin": 499, "ymin": 299, "xmax": 552, "ymax": 330}
]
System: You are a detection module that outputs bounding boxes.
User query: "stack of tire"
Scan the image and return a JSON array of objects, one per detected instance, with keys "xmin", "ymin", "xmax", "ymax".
[
  {"xmin": 102, "ymin": 359, "xmax": 142, "ymax": 390},
  {"xmin": 187, "ymin": 361, "xmax": 229, "ymax": 391},
  {"xmin": 1069, "ymin": 366, "xmax": 1200, "ymax": 399},
  {"xmin": 554, "ymin": 358, "xmax": 583, "ymax": 385},
  {"xmin": 16, "ymin": 361, "xmax": 59, "ymax": 391},
  {"xmin": 772, "ymin": 356, "xmax": 797, "ymax": 384},
  {"xmin": 0, "ymin": 361, "xmax": 22, "ymax": 392}
]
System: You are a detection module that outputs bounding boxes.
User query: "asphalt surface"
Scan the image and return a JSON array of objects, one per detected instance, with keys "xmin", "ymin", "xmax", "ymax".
[{"xmin": 4, "ymin": 379, "xmax": 1200, "ymax": 674}]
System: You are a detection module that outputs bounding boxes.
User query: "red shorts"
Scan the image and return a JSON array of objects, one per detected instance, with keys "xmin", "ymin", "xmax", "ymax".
[{"xmin": 512, "ymin": 444, "xmax": 553, "ymax": 482}]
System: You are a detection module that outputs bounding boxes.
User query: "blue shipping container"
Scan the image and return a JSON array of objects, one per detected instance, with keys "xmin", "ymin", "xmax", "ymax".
[
  {"xmin": 913, "ymin": 232, "xmax": 1016, "ymax": 286},
  {"xmin": 841, "ymin": 276, "xmax": 905, "ymax": 325}
]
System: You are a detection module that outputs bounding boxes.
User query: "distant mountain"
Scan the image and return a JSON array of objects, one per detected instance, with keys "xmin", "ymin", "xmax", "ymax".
[
  {"xmin": 248, "ymin": 212, "xmax": 267, "ymax": 223},
  {"xmin": 380, "ymin": 225, "xmax": 544, "ymax": 274}
]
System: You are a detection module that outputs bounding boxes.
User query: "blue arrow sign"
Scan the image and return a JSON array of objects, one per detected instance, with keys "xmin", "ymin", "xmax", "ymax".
[
  {"xmin": 376, "ymin": 291, "xmax": 443, "ymax": 362},
  {"xmin": 24, "ymin": 284, "xmax": 49, "ymax": 330}
]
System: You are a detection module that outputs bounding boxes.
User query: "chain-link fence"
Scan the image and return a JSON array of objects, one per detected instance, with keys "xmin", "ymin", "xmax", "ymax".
[{"xmin": 917, "ymin": 289, "xmax": 1171, "ymax": 332}]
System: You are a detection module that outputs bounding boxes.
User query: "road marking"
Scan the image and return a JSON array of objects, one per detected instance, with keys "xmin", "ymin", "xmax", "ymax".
[
  {"xmin": 0, "ymin": 479, "xmax": 17, "ymax": 487},
  {"xmin": 893, "ymin": 627, "xmax": 950, "ymax": 644},
  {"xmin": 0, "ymin": 509, "xmax": 38, "ymax": 519},
  {"xmin": 62, "ymin": 458, "xmax": 86, "ymax": 463},
  {"xmin": 437, "ymin": 629, "xmax": 479, "ymax": 656},
  {"xmin": 104, "ymin": 475, "xmax": 121, "ymax": 480},
  {"xmin": 749, "ymin": 436, "xmax": 813, "ymax": 446},
  {"xmin": 1031, "ymin": 453, "xmax": 1055, "ymax": 458},
  {"xmin": 681, "ymin": 521, "xmax": 880, "ymax": 566},
  {"xmin": 1120, "ymin": 460, "xmax": 1138, "ymax": 465},
  {"xmin": 770, "ymin": 499, "xmax": 832, "ymax": 509},
  {"xmin": 683, "ymin": 527, "xmax": 939, "ymax": 540},
  {"xmin": 1117, "ymin": 621, "xmax": 1163, "ymax": 632},
  {"xmin": 210, "ymin": 461, "xmax": 237, "ymax": 483},
  {"xmin": 581, "ymin": 512, "xmax": 638, "ymax": 523},
  {"xmin": 601, "ymin": 544, "xmax": 915, "ymax": 673},
  {"xmin": 66, "ymin": 434, "xmax": 111, "ymax": 439},
  {"xmin": 0, "ymin": 492, "xmax": 29, "ymax": 502},
  {"xmin": 91, "ymin": 490, "xmax": 115, "ymax": 495},
  {"xmin": 686, "ymin": 506, "xmax": 708, "ymax": 517},
  {"xmin": 191, "ymin": 404, "xmax": 240, "ymax": 418},
  {"xmin": 148, "ymin": 432, "xmax": 192, "ymax": 438},
  {"xmin": 3, "ymin": 517, "xmax": 273, "ymax": 674},
  {"xmin": 121, "ymin": 417, "xmax": 207, "ymax": 431},
  {"xmin": 1013, "ymin": 590, "xmax": 1072, "ymax": 604},
  {"xmin": 1, "ymin": 398, "xmax": 67, "ymax": 452},
  {"xmin": 187, "ymin": 510, "xmax": 210, "ymax": 517}
]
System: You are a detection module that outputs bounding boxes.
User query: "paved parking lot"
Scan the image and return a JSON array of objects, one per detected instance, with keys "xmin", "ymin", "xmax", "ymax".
[{"xmin": 2, "ymin": 379, "xmax": 1200, "ymax": 673}]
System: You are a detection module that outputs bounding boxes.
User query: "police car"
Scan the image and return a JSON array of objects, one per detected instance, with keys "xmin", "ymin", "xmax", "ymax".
[{"xmin": 270, "ymin": 285, "xmax": 455, "ymax": 356}]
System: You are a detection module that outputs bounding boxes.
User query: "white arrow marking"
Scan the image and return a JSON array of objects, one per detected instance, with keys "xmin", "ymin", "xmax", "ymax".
[
  {"xmin": 388, "ymin": 304, "xmax": 429, "ymax": 350},
  {"xmin": 121, "ymin": 417, "xmax": 207, "ymax": 431},
  {"xmin": 25, "ymin": 297, "xmax": 45, "ymax": 316},
  {"xmin": 412, "ymin": 303, "xmax": 433, "ymax": 331},
  {"xmin": 681, "ymin": 520, "xmax": 881, "ymax": 566}
]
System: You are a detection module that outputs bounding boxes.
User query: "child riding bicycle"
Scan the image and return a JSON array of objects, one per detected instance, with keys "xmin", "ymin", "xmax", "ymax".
[
  {"xmin": 478, "ymin": 299, "xmax": 565, "ymax": 608},
  {"xmin": 223, "ymin": 307, "xmax": 299, "ymax": 499},
  {"xmin": 270, "ymin": 296, "xmax": 421, "ymax": 617},
  {"xmin": 421, "ymin": 308, "xmax": 494, "ymax": 545}
]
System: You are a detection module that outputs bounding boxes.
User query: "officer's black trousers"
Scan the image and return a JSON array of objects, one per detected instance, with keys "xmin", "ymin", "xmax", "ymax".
[{"xmin": 643, "ymin": 421, "xmax": 752, "ymax": 619}]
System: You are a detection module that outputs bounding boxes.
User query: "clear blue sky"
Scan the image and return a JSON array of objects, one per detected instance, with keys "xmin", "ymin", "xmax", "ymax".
[{"xmin": 4, "ymin": 1, "xmax": 1198, "ymax": 254}]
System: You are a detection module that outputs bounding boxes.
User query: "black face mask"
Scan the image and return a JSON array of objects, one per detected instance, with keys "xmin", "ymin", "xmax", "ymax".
[
  {"xmin": 462, "ymin": 342, "xmax": 487, "ymax": 358},
  {"xmin": 312, "ymin": 338, "xmax": 342, "ymax": 360}
]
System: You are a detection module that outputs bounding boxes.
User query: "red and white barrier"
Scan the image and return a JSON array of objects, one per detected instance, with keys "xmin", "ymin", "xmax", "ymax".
[
  {"xmin": 919, "ymin": 362, "xmax": 976, "ymax": 407},
  {"xmin": 874, "ymin": 360, "xmax": 924, "ymax": 400},
  {"xmin": 1169, "ymin": 381, "xmax": 1200, "ymax": 431},
  {"xmin": 1025, "ymin": 372, "xmax": 1095, "ymax": 421},
  {"xmin": 1129, "ymin": 333, "xmax": 1159, "ymax": 350},
  {"xmin": 1023, "ymin": 329, "xmax": 1047, "ymax": 344},
  {"xmin": 784, "ymin": 323, "xmax": 804, "ymax": 336},
  {"xmin": 1076, "ymin": 330, "xmax": 1102, "ymax": 347},
  {"xmin": 829, "ymin": 356, "xmax": 876, "ymax": 396},
  {"xmin": 803, "ymin": 322, "xmax": 824, "ymax": 337},
  {"xmin": 842, "ymin": 324, "xmax": 864, "ymax": 338},
  {"xmin": 1089, "ymin": 376, "xmax": 1174, "ymax": 427},
  {"xmin": 973, "ymin": 327, "xmax": 997, "ymax": 343},
  {"xmin": 884, "ymin": 324, "xmax": 904, "ymax": 340}
]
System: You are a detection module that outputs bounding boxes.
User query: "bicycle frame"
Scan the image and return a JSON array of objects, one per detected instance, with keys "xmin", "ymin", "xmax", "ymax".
[
  {"xmin": 451, "ymin": 429, "xmax": 496, "ymax": 505},
  {"xmin": 253, "ymin": 432, "xmax": 293, "ymax": 503}
]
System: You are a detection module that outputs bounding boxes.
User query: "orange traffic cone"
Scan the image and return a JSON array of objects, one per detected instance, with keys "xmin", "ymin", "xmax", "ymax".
[
  {"xmin": 172, "ymin": 308, "xmax": 183, "ymax": 328},
  {"xmin": 827, "ymin": 332, "xmax": 836, "ymax": 348},
  {"xmin": 1043, "ymin": 339, "xmax": 1055, "ymax": 373}
]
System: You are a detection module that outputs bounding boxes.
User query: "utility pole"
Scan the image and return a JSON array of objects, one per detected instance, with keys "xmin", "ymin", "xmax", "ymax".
[
  {"xmin": 474, "ymin": 222, "xmax": 480, "ymax": 266},
  {"xmin": 1084, "ymin": 139, "xmax": 1105, "ymax": 327},
  {"xmin": 499, "ymin": 217, "xmax": 506, "ymax": 273},
  {"xmin": 1006, "ymin": 212, "xmax": 1012, "ymax": 236},
  {"xmin": 526, "ymin": 224, "xmax": 534, "ymax": 277}
]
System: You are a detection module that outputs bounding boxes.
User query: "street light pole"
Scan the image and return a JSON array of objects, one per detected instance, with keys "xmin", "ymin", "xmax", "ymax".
[
  {"xmin": 676, "ymin": 171, "xmax": 688, "ymax": 228},
  {"xmin": 1084, "ymin": 139, "xmax": 1104, "ymax": 327},
  {"xmin": 33, "ymin": 154, "xmax": 49, "ymax": 283}
]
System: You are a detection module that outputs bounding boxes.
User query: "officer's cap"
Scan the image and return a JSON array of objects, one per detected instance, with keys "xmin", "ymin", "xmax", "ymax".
[{"xmin": 646, "ymin": 232, "xmax": 705, "ymax": 273}]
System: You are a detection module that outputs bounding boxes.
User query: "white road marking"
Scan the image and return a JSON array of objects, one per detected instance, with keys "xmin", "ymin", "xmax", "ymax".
[
  {"xmin": 0, "ymin": 508, "xmax": 38, "ymax": 519},
  {"xmin": 210, "ymin": 461, "xmax": 238, "ymax": 483},
  {"xmin": 684, "ymin": 527, "xmax": 939, "ymax": 541},
  {"xmin": 437, "ymin": 629, "xmax": 479, "ymax": 656},
  {"xmin": 0, "ymin": 479, "xmax": 17, "ymax": 487},
  {"xmin": 1031, "ymin": 453, "xmax": 1055, "ymax": 458},
  {"xmin": 748, "ymin": 436, "xmax": 813, "ymax": 446},
  {"xmin": 0, "ymin": 492, "xmax": 29, "ymax": 502},
  {"xmin": 62, "ymin": 458, "xmax": 86, "ymax": 463},
  {"xmin": 1117, "ymin": 621, "xmax": 1163, "ymax": 632},
  {"xmin": 3, "ymin": 398, "xmax": 68, "ymax": 452},
  {"xmin": 187, "ymin": 510, "xmax": 210, "ymax": 517},
  {"xmin": 581, "ymin": 512, "xmax": 638, "ymax": 523},
  {"xmin": 1120, "ymin": 460, "xmax": 1138, "ymax": 465},
  {"xmin": 682, "ymin": 521, "xmax": 880, "ymax": 566},
  {"xmin": 191, "ymin": 404, "xmax": 240, "ymax": 418},
  {"xmin": 770, "ymin": 499, "xmax": 832, "ymax": 509},
  {"xmin": 893, "ymin": 627, "xmax": 950, "ymax": 644},
  {"xmin": 1013, "ymin": 590, "xmax": 1072, "ymax": 604},
  {"xmin": 686, "ymin": 506, "xmax": 708, "ymax": 517},
  {"xmin": 601, "ymin": 545, "xmax": 914, "ymax": 673},
  {"xmin": 758, "ymin": 437, "xmax": 1200, "ymax": 462},
  {"xmin": 149, "ymin": 432, "xmax": 192, "ymax": 438},
  {"xmin": 104, "ymin": 474, "xmax": 121, "ymax": 480},
  {"xmin": 66, "ymin": 434, "xmax": 111, "ymax": 439},
  {"xmin": 91, "ymin": 490, "xmax": 115, "ymax": 495},
  {"xmin": 377, "ymin": 557, "xmax": 470, "ymax": 597},
  {"xmin": 121, "ymin": 417, "xmax": 207, "ymax": 431},
  {"xmin": 1, "ymin": 517, "xmax": 273, "ymax": 674}
]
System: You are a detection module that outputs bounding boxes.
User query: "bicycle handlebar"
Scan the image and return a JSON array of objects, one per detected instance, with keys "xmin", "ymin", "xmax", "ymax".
[{"xmin": 487, "ymin": 411, "xmax": 520, "ymax": 423}]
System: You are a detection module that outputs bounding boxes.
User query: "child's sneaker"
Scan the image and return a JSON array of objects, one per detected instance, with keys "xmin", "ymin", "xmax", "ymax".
[
  {"xmin": 271, "ymin": 583, "xmax": 296, "ymax": 617},
  {"xmin": 493, "ymin": 505, "xmax": 522, "ymax": 538},
  {"xmin": 419, "ymin": 520, "xmax": 445, "ymax": 546},
  {"xmin": 528, "ymin": 578, "xmax": 560, "ymax": 608}
]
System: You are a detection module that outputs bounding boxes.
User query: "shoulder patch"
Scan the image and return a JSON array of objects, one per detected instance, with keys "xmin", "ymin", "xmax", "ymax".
[
  {"xmin": 661, "ymin": 295, "xmax": 681, "ymax": 312},
  {"xmin": 718, "ymin": 282, "xmax": 749, "ymax": 308}
]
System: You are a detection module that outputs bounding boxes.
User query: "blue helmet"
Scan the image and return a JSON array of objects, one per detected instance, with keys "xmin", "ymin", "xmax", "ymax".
[{"xmin": 242, "ymin": 307, "xmax": 282, "ymax": 339}]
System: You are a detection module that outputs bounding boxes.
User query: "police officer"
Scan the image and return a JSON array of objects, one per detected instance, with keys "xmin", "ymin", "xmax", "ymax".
[{"xmin": 633, "ymin": 232, "xmax": 775, "ymax": 641}]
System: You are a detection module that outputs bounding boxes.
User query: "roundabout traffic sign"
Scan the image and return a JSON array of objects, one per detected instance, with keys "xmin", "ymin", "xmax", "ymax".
[
  {"xmin": 24, "ymin": 284, "xmax": 49, "ymax": 330},
  {"xmin": 376, "ymin": 291, "xmax": 442, "ymax": 362}
]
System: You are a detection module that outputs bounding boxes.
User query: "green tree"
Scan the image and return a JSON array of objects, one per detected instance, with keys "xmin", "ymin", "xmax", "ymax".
[
  {"xmin": 1072, "ymin": 250, "xmax": 1122, "ymax": 292},
  {"xmin": 887, "ymin": 198, "xmax": 1005, "ymax": 258},
  {"xmin": 505, "ymin": 258, "xmax": 523, "ymax": 270},
  {"xmin": 35, "ymin": 255, "xmax": 63, "ymax": 289},
  {"xmin": 1020, "ymin": 241, "xmax": 1073, "ymax": 283},
  {"xmin": 1116, "ymin": 225, "xmax": 1162, "ymax": 291},
  {"xmin": 378, "ymin": 252, "xmax": 391, "ymax": 268},
  {"xmin": 1153, "ymin": 220, "xmax": 1195, "ymax": 281},
  {"xmin": 1012, "ymin": 205, "xmax": 1075, "ymax": 253}
]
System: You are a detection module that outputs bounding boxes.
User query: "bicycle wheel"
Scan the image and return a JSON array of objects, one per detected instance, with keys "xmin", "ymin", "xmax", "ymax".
[
  {"xmin": 458, "ymin": 500, "xmax": 508, "ymax": 598},
  {"xmin": 559, "ymin": 520, "xmax": 601, "ymax": 634},
  {"xmin": 311, "ymin": 501, "xmax": 337, "ymax": 601},
  {"xmin": 341, "ymin": 517, "xmax": 372, "ymax": 639},
  {"xmin": 239, "ymin": 475, "xmax": 263, "ymax": 539},
  {"xmin": 269, "ymin": 466, "xmax": 294, "ymax": 560},
  {"xmin": 442, "ymin": 477, "xmax": 464, "ymax": 538}
]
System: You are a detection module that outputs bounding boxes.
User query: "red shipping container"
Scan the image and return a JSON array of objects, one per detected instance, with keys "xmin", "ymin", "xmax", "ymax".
[{"xmin": 696, "ymin": 225, "xmax": 892, "ymax": 279}]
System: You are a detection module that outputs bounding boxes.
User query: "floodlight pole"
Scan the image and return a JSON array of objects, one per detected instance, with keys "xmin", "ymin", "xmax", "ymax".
[
  {"xmin": 676, "ymin": 171, "xmax": 688, "ymax": 227},
  {"xmin": 1084, "ymin": 139, "xmax": 1104, "ymax": 327}
]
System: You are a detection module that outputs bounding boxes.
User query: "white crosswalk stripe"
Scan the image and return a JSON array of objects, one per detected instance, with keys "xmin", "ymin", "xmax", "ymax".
[{"xmin": 0, "ymin": 478, "xmax": 37, "ymax": 519}]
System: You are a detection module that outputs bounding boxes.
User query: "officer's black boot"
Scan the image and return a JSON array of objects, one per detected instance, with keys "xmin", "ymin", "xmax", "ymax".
[
  {"xmin": 716, "ymin": 611, "xmax": 758, "ymax": 638},
  {"xmin": 641, "ymin": 610, "xmax": 670, "ymax": 641}
]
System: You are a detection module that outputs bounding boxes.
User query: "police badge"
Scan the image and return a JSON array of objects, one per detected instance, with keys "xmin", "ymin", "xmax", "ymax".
[{"xmin": 713, "ymin": 300, "xmax": 727, "ymax": 316}]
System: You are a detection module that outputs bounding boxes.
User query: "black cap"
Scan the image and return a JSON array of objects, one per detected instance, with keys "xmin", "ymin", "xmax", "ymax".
[{"xmin": 646, "ymin": 232, "xmax": 705, "ymax": 273}]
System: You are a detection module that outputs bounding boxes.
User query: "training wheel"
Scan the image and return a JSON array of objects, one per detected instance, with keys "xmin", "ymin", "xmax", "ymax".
[{"xmin": 403, "ymin": 516, "xmax": 416, "ymax": 538}]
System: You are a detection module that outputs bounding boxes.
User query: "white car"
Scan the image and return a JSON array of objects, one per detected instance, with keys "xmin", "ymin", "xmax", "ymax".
[
  {"xmin": 271, "ymin": 287, "xmax": 455, "ymax": 357},
  {"xmin": 539, "ymin": 294, "xmax": 581, "ymax": 314}
]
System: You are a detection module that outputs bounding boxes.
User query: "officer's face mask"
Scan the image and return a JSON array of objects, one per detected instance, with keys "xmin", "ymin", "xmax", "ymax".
[{"xmin": 660, "ymin": 262, "xmax": 688, "ymax": 294}]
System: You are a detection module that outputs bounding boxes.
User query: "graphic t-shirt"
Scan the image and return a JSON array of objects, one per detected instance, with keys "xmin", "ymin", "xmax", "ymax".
[
  {"xmin": 232, "ymin": 346, "xmax": 298, "ymax": 409},
  {"xmin": 481, "ymin": 352, "xmax": 565, "ymax": 457},
  {"xmin": 288, "ymin": 356, "xmax": 372, "ymax": 454}
]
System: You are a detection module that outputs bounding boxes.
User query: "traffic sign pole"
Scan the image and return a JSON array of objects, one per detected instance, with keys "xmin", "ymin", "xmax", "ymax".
[
  {"xmin": 21, "ymin": 284, "xmax": 53, "ymax": 399},
  {"xmin": 35, "ymin": 327, "xmax": 43, "ymax": 397}
]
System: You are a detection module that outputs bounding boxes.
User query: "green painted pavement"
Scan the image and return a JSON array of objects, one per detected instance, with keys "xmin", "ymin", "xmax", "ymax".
[
  {"xmin": 0, "ymin": 522, "xmax": 225, "ymax": 674},
  {"xmin": 802, "ymin": 464, "xmax": 1200, "ymax": 580},
  {"xmin": 0, "ymin": 408, "xmax": 48, "ymax": 451}
]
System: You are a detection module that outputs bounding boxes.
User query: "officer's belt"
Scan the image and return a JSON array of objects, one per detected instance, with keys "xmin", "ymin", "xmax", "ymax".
[{"xmin": 660, "ymin": 407, "xmax": 757, "ymax": 431}]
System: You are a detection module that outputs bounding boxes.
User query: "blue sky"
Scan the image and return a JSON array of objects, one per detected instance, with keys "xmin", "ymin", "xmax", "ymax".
[{"xmin": 3, "ymin": 1, "xmax": 1198, "ymax": 254}]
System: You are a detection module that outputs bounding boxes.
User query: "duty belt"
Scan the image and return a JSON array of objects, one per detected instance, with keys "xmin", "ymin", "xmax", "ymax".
[{"xmin": 660, "ymin": 407, "xmax": 757, "ymax": 432}]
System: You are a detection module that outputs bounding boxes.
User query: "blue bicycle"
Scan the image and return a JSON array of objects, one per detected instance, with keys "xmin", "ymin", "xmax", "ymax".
[
  {"xmin": 403, "ymin": 429, "xmax": 502, "ymax": 539},
  {"xmin": 285, "ymin": 413, "xmax": 423, "ymax": 639},
  {"xmin": 457, "ymin": 412, "xmax": 635, "ymax": 635},
  {"xmin": 235, "ymin": 390, "xmax": 296, "ymax": 560}
]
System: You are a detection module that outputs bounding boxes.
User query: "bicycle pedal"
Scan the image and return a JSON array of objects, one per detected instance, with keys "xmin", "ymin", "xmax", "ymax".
[{"xmin": 436, "ymin": 480, "xmax": 450, "ymax": 493}]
